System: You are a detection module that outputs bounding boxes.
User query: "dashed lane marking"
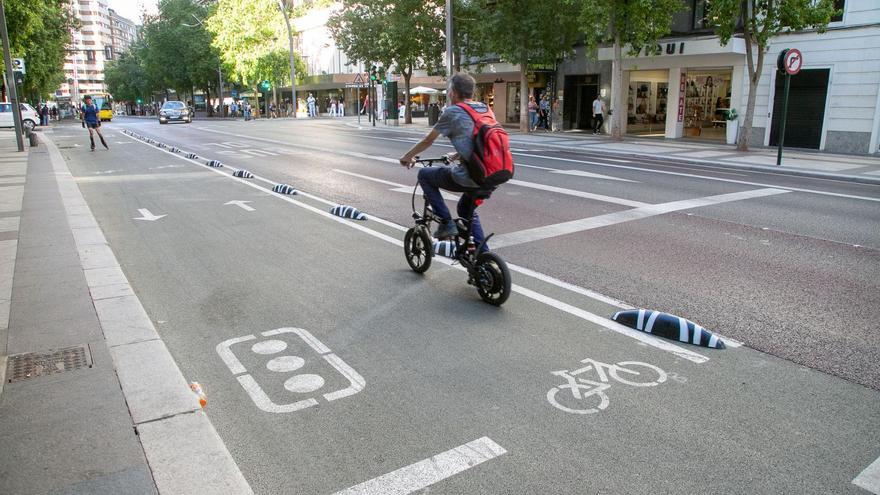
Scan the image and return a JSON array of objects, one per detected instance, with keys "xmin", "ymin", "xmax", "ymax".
[
  {"xmin": 332, "ymin": 169, "xmax": 459, "ymax": 201},
  {"xmin": 333, "ymin": 437, "xmax": 506, "ymax": 495},
  {"xmin": 120, "ymin": 130, "xmax": 712, "ymax": 364},
  {"xmin": 854, "ymin": 454, "xmax": 880, "ymax": 494}
]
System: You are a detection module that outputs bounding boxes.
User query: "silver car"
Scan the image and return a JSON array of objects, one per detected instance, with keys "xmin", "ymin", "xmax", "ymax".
[{"xmin": 158, "ymin": 100, "xmax": 192, "ymax": 124}]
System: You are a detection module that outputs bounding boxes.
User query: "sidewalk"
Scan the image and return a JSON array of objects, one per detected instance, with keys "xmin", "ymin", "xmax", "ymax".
[
  {"xmin": 365, "ymin": 116, "xmax": 880, "ymax": 184},
  {"xmin": 0, "ymin": 132, "xmax": 252, "ymax": 494}
]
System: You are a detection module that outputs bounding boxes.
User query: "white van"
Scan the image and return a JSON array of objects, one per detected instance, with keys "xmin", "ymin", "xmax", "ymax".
[{"xmin": 0, "ymin": 102, "xmax": 40, "ymax": 131}]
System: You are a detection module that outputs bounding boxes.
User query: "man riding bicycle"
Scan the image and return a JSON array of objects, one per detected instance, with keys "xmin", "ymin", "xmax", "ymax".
[{"xmin": 399, "ymin": 73, "xmax": 500, "ymax": 250}]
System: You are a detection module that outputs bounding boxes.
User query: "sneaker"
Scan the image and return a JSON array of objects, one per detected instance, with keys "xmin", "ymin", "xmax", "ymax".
[{"xmin": 433, "ymin": 221, "xmax": 458, "ymax": 239}]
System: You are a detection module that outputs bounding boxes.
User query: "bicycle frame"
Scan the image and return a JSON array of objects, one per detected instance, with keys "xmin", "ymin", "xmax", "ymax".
[{"xmin": 410, "ymin": 157, "xmax": 495, "ymax": 271}]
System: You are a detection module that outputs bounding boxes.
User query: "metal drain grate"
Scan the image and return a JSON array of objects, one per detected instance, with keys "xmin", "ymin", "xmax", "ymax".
[{"xmin": 6, "ymin": 345, "xmax": 93, "ymax": 383}]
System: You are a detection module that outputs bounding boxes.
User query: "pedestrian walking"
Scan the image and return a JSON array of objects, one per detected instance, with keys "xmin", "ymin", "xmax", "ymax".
[
  {"xmin": 592, "ymin": 94, "xmax": 605, "ymax": 135},
  {"xmin": 80, "ymin": 96, "xmax": 108, "ymax": 151},
  {"xmin": 40, "ymin": 104, "xmax": 50, "ymax": 126},
  {"xmin": 528, "ymin": 95, "xmax": 538, "ymax": 131},
  {"xmin": 337, "ymin": 97, "xmax": 345, "ymax": 117},
  {"xmin": 539, "ymin": 94, "xmax": 551, "ymax": 131},
  {"xmin": 307, "ymin": 93, "xmax": 316, "ymax": 117},
  {"xmin": 50, "ymin": 106, "xmax": 58, "ymax": 121},
  {"xmin": 329, "ymin": 98, "xmax": 338, "ymax": 118}
]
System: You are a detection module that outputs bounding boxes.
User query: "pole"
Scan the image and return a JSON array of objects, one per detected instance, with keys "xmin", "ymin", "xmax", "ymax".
[
  {"xmin": 371, "ymin": 79, "xmax": 376, "ymax": 127},
  {"xmin": 0, "ymin": 0, "xmax": 24, "ymax": 151},
  {"xmin": 445, "ymin": 0, "xmax": 453, "ymax": 77},
  {"xmin": 218, "ymin": 65, "xmax": 224, "ymax": 117},
  {"xmin": 776, "ymin": 73, "xmax": 791, "ymax": 166},
  {"xmin": 279, "ymin": 0, "xmax": 297, "ymax": 119}
]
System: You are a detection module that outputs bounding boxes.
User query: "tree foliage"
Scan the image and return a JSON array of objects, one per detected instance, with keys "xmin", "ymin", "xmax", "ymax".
[
  {"xmin": 707, "ymin": 0, "xmax": 836, "ymax": 150},
  {"xmin": 3, "ymin": 0, "xmax": 76, "ymax": 102},
  {"xmin": 574, "ymin": 0, "xmax": 684, "ymax": 139},
  {"xmin": 464, "ymin": 0, "xmax": 582, "ymax": 131},
  {"xmin": 328, "ymin": 0, "xmax": 444, "ymax": 124},
  {"xmin": 104, "ymin": 40, "xmax": 152, "ymax": 104}
]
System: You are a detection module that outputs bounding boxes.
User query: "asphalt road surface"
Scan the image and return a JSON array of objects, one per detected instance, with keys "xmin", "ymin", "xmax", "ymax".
[{"xmin": 46, "ymin": 117, "xmax": 880, "ymax": 494}]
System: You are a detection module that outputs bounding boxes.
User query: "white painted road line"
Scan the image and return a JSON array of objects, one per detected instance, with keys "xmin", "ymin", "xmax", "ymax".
[
  {"xmin": 333, "ymin": 437, "xmax": 507, "ymax": 495},
  {"xmin": 121, "ymin": 130, "xmax": 714, "ymax": 363},
  {"xmin": 225, "ymin": 200, "xmax": 255, "ymax": 211},
  {"xmin": 854, "ymin": 454, "xmax": 880, "ymax": 494},
  {"xmin": 508, "ymin": 179, "xmax": 649, "ymax": 207},
  {"xmin": 333, "ymin": 169, "xmax": 461, "ymax": 201},
  {"xmin": 492, "ymin": 188, "xmax": 790, "ymax": 249}
]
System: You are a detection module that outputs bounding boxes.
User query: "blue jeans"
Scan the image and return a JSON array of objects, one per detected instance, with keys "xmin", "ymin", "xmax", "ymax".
[
  {"xmin": 417, "ymin": 167, "xmax": 488, "ymax": 250},
  {"xmin": 529, "ymin": 111, "xmax": 538, "ymax": 129}
]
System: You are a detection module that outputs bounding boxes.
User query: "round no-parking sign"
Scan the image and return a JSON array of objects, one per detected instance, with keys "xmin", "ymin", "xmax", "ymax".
[{"xmin": 783, "ymin": 48, "xmax": 803, "ymax": 75}]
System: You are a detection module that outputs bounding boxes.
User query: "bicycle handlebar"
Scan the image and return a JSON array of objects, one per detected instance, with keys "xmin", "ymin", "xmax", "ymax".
[{"xmin": 413, "ymin": 155, "xmax": 450, "ymax": 166}]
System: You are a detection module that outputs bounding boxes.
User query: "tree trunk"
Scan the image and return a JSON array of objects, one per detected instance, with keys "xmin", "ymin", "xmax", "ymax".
[
  {"xmin": 253, "ymin": 84, "xmax": 261, "ymax": 119},
  {"xmin": 610, "ymin": 31, "xmax": 624, "ymax": 141},
  {"xmin": 206, "ymin": 87, "xmax": 213, "ymax": 117},
  {"xmin": 738, "ymin": 35, "xmax": 764, "ymax": 151},
  {"xmin": 519, "ymin": 51, "xmax": 529, "ymax": 133},
  {"xmin": 273, "ymin": 85, "xmax": 278, "ymax": 111}
]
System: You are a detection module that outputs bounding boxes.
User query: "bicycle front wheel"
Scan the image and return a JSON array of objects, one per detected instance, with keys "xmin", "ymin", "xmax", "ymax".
[
  {"xmin": 475, "ymin": 252, "xmax": 511, "ymax": 306},
  {"xmin": 404, "ymin": 227, "xmax": 432, "ymax": 273}
]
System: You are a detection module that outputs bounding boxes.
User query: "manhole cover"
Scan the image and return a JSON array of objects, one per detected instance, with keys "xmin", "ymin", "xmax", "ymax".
[{"xmin": 6, "ymin": 345, "xmax": 93, "ymax": 383}]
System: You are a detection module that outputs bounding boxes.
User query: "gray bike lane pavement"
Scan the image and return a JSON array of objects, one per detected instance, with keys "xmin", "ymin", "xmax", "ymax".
[{"xmin": 55, "ymin": 127, "xmax": 880, "ymax": 494}]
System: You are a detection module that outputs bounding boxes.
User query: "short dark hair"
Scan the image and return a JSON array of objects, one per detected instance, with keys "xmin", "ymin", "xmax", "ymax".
[{"xmin": 449, "ymin": 73, "xmax": 475, "ymax": 99}]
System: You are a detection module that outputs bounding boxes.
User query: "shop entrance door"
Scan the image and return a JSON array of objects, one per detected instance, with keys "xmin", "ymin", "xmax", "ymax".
[
  {"xmin": 563, "ymin": 75, "xmax": 598, "ymax": 130},
  {"xmin": 769, "ymin": 69, "xmax": 829, "ymax": 150},
  {"xmin": 626, "ymin": 70, "xmax": 670, "ymax": 136}
]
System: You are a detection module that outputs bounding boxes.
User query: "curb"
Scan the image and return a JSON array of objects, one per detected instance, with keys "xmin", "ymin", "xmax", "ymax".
[{"xmin": 41, "ymin": 133, "xmax": 254, "ymax": 495}]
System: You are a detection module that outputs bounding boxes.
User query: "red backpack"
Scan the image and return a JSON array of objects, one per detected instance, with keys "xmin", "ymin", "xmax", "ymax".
[{"xmin": 456, "ymin": 102, "xmax": 514, "ymax": 187}]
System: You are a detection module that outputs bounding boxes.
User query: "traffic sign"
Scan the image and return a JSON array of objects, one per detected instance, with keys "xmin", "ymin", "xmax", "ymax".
[
  {"xmin": 352, "ymin": 73, "xmax": 364, "ymax": 85},
  {"xmin": 12, "ymin": 58, "xmax": 24, "ymax": 73},
  {"xmin": 783, "ymin": 48, "xmax": 803, "ymax": 75}
]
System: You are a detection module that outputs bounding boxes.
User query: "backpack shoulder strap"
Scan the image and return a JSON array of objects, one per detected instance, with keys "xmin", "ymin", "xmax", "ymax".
[{"xmin": 455, "ymin": 102, "xmax": 495, "ymax": 127}]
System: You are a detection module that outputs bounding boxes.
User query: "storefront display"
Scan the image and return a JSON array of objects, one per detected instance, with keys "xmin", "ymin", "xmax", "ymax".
[{"xmin": 683, "ymin": 70, "xmax": 732, "ymax": 140}]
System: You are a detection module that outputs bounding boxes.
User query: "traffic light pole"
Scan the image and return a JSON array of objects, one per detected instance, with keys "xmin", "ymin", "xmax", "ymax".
[{"xmin": 0, "ymin": 0, "xmax": 24, "ymax": 151}]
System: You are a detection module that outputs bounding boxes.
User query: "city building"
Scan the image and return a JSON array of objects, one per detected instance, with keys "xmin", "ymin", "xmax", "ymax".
[
  {"xmin": 108, "ymin": 8, "xmax": 138, "ymax": 56},
  {"xmin": 563, "ymin": 0, "xmax": 879, "ymax": 154},
  {"xmin": 57, "ymin": 0, "xmax": 115, "ymax": 102}
]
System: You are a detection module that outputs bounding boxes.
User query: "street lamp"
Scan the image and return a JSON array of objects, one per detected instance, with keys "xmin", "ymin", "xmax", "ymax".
[{"xmin": 278, "ymin": 0, "xmax": 297, "ymax": 118}]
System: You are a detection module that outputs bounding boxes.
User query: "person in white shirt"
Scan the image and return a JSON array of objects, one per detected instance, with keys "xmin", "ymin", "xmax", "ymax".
[{"xmin": 592, "ymin": 95, "xmax": 605, "ymax": 135}]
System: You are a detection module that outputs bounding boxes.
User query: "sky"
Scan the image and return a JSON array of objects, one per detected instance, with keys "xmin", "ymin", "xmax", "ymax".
[{"xmin": 108, "ymin": 0, "xmax": 158, "ymax": 25}]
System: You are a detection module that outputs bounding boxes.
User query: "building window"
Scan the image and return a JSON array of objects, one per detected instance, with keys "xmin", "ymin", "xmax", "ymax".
[
  {"xmin": 831, "ymin": 0, "xmax": 844, "ymax": 22},
  {"xmin": 86, "ymin": 50, "xmax": 95, "ymax": 61},
  {"xmin": 693, "ymin": 0, "xmax": 710, "ymax": 30}
]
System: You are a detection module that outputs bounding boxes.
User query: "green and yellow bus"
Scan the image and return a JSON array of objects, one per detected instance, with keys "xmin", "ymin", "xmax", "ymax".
[{"xmin": 84, "ymin": 93, "xmax": 114, "ymax": 121}]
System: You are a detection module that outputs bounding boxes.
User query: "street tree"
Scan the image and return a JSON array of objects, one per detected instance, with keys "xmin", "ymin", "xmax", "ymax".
[
  {"xmin": 465, "ymin": 0, "xmax": 581, "ymax": 132},
  {"xmin": 328, "ymin": 0, "xmax": 444, "ymax": 124},
  {"xmin": 707, "ymin": 0, "xmax": 837, "ymax": 151},
  {"xmin": 104, "ymin": 42, "xmax": 152, "ymax": 112},
  {"xmin": 574, "ymin": 0, "xmax": 684, "ymax": 140},
  {"xmin": 2, "ymin": 0, "xmax": 76, "ymax": 102},
  {"xmin": 208, "ymin": 0, "xmax": 295, "ymax": 118}
]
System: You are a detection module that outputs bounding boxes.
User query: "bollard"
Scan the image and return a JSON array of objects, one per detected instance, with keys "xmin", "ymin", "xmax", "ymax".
[{"xmin": 26, "ymin": 130, "xmax": 38, "ymax": 147}]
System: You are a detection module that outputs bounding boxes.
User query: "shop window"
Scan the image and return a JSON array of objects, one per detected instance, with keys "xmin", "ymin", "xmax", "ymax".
[{"xmin": 831, "ymin": 0, "xmax": 845, "ymax": 22}]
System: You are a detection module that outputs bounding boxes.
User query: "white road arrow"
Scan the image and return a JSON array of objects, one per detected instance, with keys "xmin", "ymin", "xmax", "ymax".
[
  {"xmin": 134, "ymin": 208, "xmax": 166, "ymax": 221},
  {"xmin": 225, "ymin": 200, "xmax": 255, "ymax": 212}
]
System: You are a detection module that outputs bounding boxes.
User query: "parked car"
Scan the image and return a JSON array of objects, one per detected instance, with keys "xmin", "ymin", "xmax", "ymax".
[
  {"xmin": 0, "ymin": 102, "xmax": 39, "ymax": 131},
  {"xmin": 158, "ymin": 101, "xmax": 192, "ymax": 124}
]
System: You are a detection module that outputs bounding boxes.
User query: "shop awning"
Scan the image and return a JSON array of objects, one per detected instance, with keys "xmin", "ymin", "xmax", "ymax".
[{"xmin": 409, "ymin": 86, "xmax": 440, "ymax": 95}]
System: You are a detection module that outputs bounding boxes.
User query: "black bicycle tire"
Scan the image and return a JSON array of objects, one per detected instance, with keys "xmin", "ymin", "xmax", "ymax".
[
  {"xmin": 475, "ymin": 251, "xmax": 511, "ymax": 306},
  {"xmin": 404, "ymin": 227, "xmax": 432, "ymax": 273}
]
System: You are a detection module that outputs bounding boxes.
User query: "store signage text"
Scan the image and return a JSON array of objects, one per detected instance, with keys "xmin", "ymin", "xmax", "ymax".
[{"xmin": 642, "ymin": 42, "xmax": 685, "ymax": 57}]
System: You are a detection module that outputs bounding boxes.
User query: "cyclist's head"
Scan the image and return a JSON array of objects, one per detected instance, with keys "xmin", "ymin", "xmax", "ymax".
[{"xmin": 448, "ymin": 73, "xmax": 475, "ymax": 103}]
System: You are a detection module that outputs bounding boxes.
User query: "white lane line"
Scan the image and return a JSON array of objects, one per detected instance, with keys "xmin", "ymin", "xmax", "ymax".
[
  {"xmin": 197, "ymin": 127, "xmax": 647, "ymax": 206},
  {"xmin": 121, "ymin": 130, "xmax": 712, "ymax": 364},
  {"xmin": 225, "ymin": 200, "xmax": 255, "ymax": 211},
  {"xmin": 551, "ymin": 169, "xmax": 637, "ymax": 182},
  {"xmin": 332, "ymin": 169, "xmax": 460, "ymax": 201},
  {"xmin": 333, "ymin": 437, "xmax": 506, "ymax": 495},
  {"xmin": 854, "ymin": 454, "xmax": 880, "ymax": 494},
  {"xmin": 513, "ymin": 152, "xmax": 880, "ymax": 203},
  {"xmin": 492, "ymin": 188, "xmax": 790, "ymax": 248},
  {"xmin": 508, "ymin": 179, "xmax": 649, "ymax": 207},
  {"xmin": 506, "ymin": 262, "xmax": 634, "ymax": 309}
]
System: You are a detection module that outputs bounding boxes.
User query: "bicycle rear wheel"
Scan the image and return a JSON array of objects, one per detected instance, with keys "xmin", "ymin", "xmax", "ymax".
[
  {"xmin": 475, "ymin": 252, "xmax": 511, "ymax": 306},
  {"xmin": 404, "ymin": 227, "xmax": 433, "ymax": 273}
]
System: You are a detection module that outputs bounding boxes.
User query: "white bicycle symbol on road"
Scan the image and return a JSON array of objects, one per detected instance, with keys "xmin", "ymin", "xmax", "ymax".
[{"xmin": 547, "ymin": 358, "xmax": 667, "ymax": 414}]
